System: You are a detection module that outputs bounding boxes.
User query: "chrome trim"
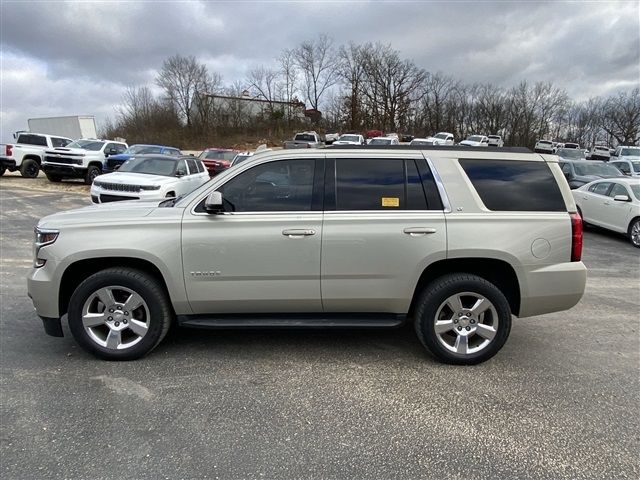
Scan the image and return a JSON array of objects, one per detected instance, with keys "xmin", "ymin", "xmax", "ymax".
[{"xmin": 424, "ymin": 155, "xmax": 452, "ymax": 212}]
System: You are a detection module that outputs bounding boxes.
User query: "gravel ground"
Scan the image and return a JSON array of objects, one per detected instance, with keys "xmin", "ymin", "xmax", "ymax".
[{"xmin": 0, "ymin": 179, "xmax": 638, "ymax": 479}]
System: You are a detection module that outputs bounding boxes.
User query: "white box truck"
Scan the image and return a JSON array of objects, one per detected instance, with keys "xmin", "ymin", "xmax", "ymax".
[{"xmin": 27, "ymin": 116, "xmax": 97, "ymax": 140}]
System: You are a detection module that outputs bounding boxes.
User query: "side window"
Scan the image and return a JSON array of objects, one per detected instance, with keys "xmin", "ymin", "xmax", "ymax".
[
  {"xmin": 215, "ymin": 159, "xmax": 315, "ymax": 212},
  {"xmin": 561, "ymin": 163, "xmax": 572, "ymax": 175},
  {"xmin": 115, "ymin": 144, "xmax": 127, "ymax": 154},
  {"xmin": 614, "ymin": 162, "xmax": 630, "ymax": 174},
  {"xmin": 104, "ymin": 143, "xmax": 118, "ymax": 155},
  {"xmin": 196, "ymin": 160, "xmax": 205, "ymax": 173},
  {"xmin": 406, "ymin": 160, "xmax": 428, "ymax": 209},
  {"xmin": 590, "ymin": 182, "xmax": 612, "ymax": 195},
  {"xmin": 185, "ymin": 158, "xmax": 197, "ymax": 175},
  {"xmin": 336, "ymin": 159, "xmax": 405, "ymax": 210},
  {"xmin": 51, "ymin": 137, "xmax": 70, "ymax": 148},
  {"xmin": 459, "ymin": 159, "xmax": 566, "ymax": 212},
  {"xmin": 609, "ymin": 184, "xmax": 628, "ymax": 198},
  {"xmin": 168, "ymin": 148, "xmax": 180, "ymax": 156},
  {"xmin": 176, "ymin": 159, "xmax": 188, "ymax": 177},
  {"xmin": 18, "ymin": 134, "xmax": 47, "ymax": 146}
]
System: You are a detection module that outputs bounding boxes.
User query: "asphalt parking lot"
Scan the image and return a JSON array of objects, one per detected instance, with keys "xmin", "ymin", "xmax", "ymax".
[{"xmin": 1, "ymin": 177, "xmax": 638, "ymax": 479}]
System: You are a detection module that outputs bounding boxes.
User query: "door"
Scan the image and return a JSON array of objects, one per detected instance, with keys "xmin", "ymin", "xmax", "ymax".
[
  {"xmin": 580, "ymin": 181, "xmax": 612, "ymax": 226},
  {"xmin": 602, "ymin": 183, "xmax": 633, "ymax": 233},
  {"xmin": 181, "ymin": 158, "xmax": 202, "ymax": 196},
  {"xmin": 181, "ymin": 157, "xmax": 323, "ymax": 314},
  {"xmin": 321, "ymin": 155, "xmax": 447, "ymax": 314}
]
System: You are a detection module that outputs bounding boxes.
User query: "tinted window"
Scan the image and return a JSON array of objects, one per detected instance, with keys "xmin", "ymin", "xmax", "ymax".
[
  {"xmin": 186, "ymin": 158, "xmax": 197, "ymax": 175},
  {"xmin": 459, "ymin": 159, "xmax": 566, "ymax": 211},
  {"xmin": 336, "ymin": 159, "xmax": 404, "ymax": 210},
  {"xmin": 217, "ymin": 159, "xmax": 315, "ymax": 212},
  {"xmin": 609, "ymin": 184, "xmax": 628, "ymax": 198},
  {"xmin": 51, "ymin": 137, "xmax": 71, "ymax": 148},
  {"xmin": 589, "ymin": 182, "xmax": 612, "ymax": 195},
  {"xmin": 406, "ymin": 160, "xmax": 428, "ymax": 209},
  {"xmin": 195, "ymin": 160, "xmax": 205, "ymax": 173},
  {"xmin": 176, "ymin": 159, "xmax": 188, "ymax": 176},
  {"xmin": 18, "ymin": 134, "xmax": 47, "ymax": 146},
  {"xmin": 118, "ymin": 157, "xmax": 177, "ymax": 176},
  {"xmin": 613, "ymin": 162, "xmax": 630, "ymax": 174}
]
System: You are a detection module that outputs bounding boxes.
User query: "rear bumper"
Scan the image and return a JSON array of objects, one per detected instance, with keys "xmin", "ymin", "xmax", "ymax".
[
  {"xmin": 518, "ymin": 262, "xmax": 587, "ymax": 317},
  {"xmin": 0, "ymin": 157, "xmax": 17, "ymax": 169},
  {"xmin": 42, "ymin": 163, "xmax": 86, "ymax": 177}
]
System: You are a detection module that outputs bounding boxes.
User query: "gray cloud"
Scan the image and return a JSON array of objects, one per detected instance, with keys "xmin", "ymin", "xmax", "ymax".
[{"xmin": 1, "ymin": 0, "xmax": 638, "ymax": 142}]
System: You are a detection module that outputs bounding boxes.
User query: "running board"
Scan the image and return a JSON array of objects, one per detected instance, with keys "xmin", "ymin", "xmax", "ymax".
[{"xmin": 177, "ymin": 313, "xmax": 406, "ymax": 329}]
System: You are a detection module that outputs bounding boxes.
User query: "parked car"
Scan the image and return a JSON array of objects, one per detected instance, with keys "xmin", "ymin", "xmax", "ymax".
[
  {"xmin": 534, "ymin": 140, "xmax": 555, "ymax": 153},
  {"xmin": 573, "ymin": 178, "xmax": 640, "ymax": 247},
  {"xmin": 487, "ymin": 135, "xmax": 504, "ymax": 147},
  {"xmin": 368, "ymin": 136, "xmax": 399, "ymax": 145},
  {"xmin": 0, "ymin": 133, "xmax": 72, "ymax": 178},
  {"xmin": 401, "ymin": 134, "xmax": 415, "ymax": 143},
  {"xmin": 365, "ymin": 129, "xmax": 383, "ymax": 139},
  {"xmin": 424, "ymin": 132, "xmax": 454, "ymax": 145},
  {"xmin": 587, "ymin": 145, "xmax": 611, "ymax": 161},
  {"xmin": 230, "ymin": 145, "xmax": 272, "ymax": 167},
  {"xmin": 90, "ymin": 155, "xmax": 209, "ymax": 204},
  {"xmin": 332, "ymin": 134, "xmax": 366, "ymax": 146},
  {"xmin": 42, "ymin": 139, "xmax": 128, "ymax": 184},
  {"xmin": 611, "ymin": 145, "xmax": 640, "ymax": 162},
  {"xmin": 409, "ymin": 138, "xmax": 435, "ymax": 146},
  {"xmin": 283, "ymin": 131, "xmax": 325, "ymax": 149},
  {"xmin": 610, "ymin": 159, "xmax": 640, "ymax": 177},
  {"xmin": 555, "ymin": 148, "xmax": 586, "ymax": 162},
  {"xmin": 102, "ymin": 144, "xmax": 182, "ymax": 173},
  {"xmin": 29, "ymin": 146, "xmax": 586, "ymax": 365},
  {"xmin": 324, "ymin": 133, "xmax": 341, "ymax": 145},
  {"xmin": 459, "ymin": 135, "xmax": 489, "ymax": 147},
  {"xmin": 559, "ymin": 159, "xmax": 624, "ymax": 189},
  {"xmin": 198, "ymin": 148, "xmax": 239, "ymax": 176}
]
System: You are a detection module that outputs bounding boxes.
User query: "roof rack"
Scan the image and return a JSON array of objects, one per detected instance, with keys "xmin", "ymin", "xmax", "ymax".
[{"xmin": 325, "ymin": 145, "xmax": 532, "ymax": 153}]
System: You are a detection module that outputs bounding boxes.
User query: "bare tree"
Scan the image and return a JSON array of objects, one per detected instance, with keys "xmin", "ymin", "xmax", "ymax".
[
  {"xmin": 294, "ymin": 34, "xmax": 338, "ymax": 113},
  {"xmin": 278, "ymin": 49, "xmax": 299, "ymax": 123},
  {"xmin": 338, "ymin": 42, "xmax": 368, "ymax": 131},
  {"xmin": 247, "ymin": 65, "xmax": 281, "ymax": 114},
  {"xmin": 601, "ymin": 87, "xmax": 640, "ymax": 145},
  {"xmin": 156, "ymin": 55, "xmax": 211, "ymax": 128}
]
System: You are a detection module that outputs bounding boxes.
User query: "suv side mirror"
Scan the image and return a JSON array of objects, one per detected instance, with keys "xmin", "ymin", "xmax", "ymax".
[
  {"xmin": 204, "ymin": 191, "xmax": 224, "ymax": 213},
  {"xmin": 613, "ymin": 194, "xmax": 630, "ymax": 202}
]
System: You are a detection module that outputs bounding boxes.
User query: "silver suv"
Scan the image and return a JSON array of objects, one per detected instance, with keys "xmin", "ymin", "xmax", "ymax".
[{"xmin": 28, "ymin": 146, "xmax": 587, "ymax": 364}]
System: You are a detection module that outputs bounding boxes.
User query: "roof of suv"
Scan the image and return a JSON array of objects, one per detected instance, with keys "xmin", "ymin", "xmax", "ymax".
[{"xmin": 326, "ymin": 145, "xmax": 531, "ymax": 153}]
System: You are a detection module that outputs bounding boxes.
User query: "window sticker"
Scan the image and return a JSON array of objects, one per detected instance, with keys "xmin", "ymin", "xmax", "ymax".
[{"xmin": 381, "ymin": 197, "xmax": 400, "ymax": 207}]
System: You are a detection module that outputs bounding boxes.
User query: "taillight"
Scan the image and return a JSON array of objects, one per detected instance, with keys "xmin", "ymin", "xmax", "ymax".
[
  {"xmin": 570, "ymin": 212, "xmax": 583, "ymax": 262},
  {"xmin": 6, "ymin": 145, "xmax": 13, "ymax": 156}
]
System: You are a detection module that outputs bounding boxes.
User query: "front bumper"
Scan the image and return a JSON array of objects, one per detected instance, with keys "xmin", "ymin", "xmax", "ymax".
[
  {"xmin": 90, "ymin": 186, "xmax": 164, "ymax": 203},
  {"xmin": 42, "ymin": 163, "xmax": 87, "ymax": 177}
]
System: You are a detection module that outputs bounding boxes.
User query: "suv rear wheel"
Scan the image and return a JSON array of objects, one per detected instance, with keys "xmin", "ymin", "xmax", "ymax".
[
  {"xmin": 67, "ymin": 268, "xmax": 172, "ymax": 360},
  {"xmin": 414, "ymin": 274, "xmax": 512, "ymax": 365}
]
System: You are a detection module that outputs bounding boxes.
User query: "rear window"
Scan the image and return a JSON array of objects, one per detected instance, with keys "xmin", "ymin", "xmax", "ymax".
[
  {"xmin": 17, "ymin": 134, "xmax": 48, "ymax": 146},
  {"xmin": 459, "ymin": 159, "xmax": 566, "ymax": 212}
]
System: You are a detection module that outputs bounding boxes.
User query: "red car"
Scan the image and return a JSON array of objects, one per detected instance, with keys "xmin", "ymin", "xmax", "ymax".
[
  {"xmin": 365, "ymin": 129, "xmax": 384, "ymax": 139},
  {"xmin": 198, "ymin": 148, "xmax": 239, "ymax": 176}
]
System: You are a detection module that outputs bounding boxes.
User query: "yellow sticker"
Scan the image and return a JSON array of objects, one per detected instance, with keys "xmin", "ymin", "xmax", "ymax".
[{"xmin": 381, "ymin": 197, "xmax": 400, "ymax": 207}]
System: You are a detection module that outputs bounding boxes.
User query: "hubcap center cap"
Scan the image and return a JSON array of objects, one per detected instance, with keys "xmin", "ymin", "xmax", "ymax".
[{"xmin": 458, "ymin": 315, "xmax": 471, "ymax": 328}]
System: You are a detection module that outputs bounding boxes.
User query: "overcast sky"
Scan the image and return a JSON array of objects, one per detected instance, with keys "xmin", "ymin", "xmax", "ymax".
[{"xmin": 1, "ymin": 0, "xmax": 639, "ymax": 142}]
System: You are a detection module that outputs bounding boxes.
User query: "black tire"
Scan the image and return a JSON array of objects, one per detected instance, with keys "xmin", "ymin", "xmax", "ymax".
[
  {"xmin": 45, "ymin": 173, "xmax": 62, "ymax": 183},
  {"xmin": 20, "ymin": 159, "xmax": 39, "ymax": 178},
  {"xmin": 414, "ymin": 273, "xmax": 512, "ymax": 365},
  {"xmin": 0, "ymin": 166, "xmax": 5, "ymax": 176},
  {"xmin": 67, "ymin": 268, "xmax": 173, "ymax": 360},
  {"xmin": 628, "ymin": 218, "xmax": 640, "ymax": 248},
  {"xmin": 85, "ymin": 165, "xmax": 101, "ymax": 185}
]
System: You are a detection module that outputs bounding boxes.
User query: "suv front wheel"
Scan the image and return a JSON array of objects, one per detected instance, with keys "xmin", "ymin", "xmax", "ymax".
[
  {"xmin": 67, "ymin": 268, "xmax": 172, "ymax": 360},
  {"xmin": 414, "ymin": 274, "xmax": 512, "ymax": 365}
]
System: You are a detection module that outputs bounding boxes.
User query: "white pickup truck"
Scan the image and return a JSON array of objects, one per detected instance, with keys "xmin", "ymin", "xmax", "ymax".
[{"xmin": 0, "ymin": 133, "xmax": 73, "ymax": 178}]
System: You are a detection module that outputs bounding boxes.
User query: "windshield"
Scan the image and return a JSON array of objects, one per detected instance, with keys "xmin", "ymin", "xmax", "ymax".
[
  {"xmin": 410, "ymin": 140, "xmax": 434, "ymax": 146},
  {"xmin": 339, "ymin": 135, "xmax": 360, "ymax": 142},
  {"xmin": 574, "ymin": 162, "xmax": 621, "ymax": 176},
  {"xmin": 488, "ymin": 135, "xmax": 500, "ymax": 139},
  {"xmin": 66, "ymin": 140, "xmax": 104, "ymax": 151},
  {"xmin": 117, "ymin": 156, "xmax": 178, "ymax": 176},
  {"xmin": 467, "ymin": 136, "xmax": 483, "ymax": 142},
  {"xmin": 556, "ymin": 149, "xmax": 585, "ymax": 159},
  {"xmin": 126, "ymin": 145, "xmax": 163, "ymax": 155},
  {"xmin": 620, "ymin": 147, "xmax": 640, "ymax": 156},
  {"xmin": 232, "ymin": 154, "xmax": 251, "ymax": 165},
  {"xmin": 435, "ymin": 133, "xmax": 449, "ymax": 140},
  {"xmin": 630, "ymin": 184, "xmax": 640, "ymax": 200},
  {"xmin": 294, "ymin": 134, "xmax": 316, "ymax": 142},
  {"xmin": 199, "ymin": 150, "xmax": 236, "ymax": 161},
  {"xmin": 369, "ymin": 138, "xmax": 391, "ymax": 145},
  {"xmin": 538, "ymin": 140, "xmax": 552, "ymax": 145}
]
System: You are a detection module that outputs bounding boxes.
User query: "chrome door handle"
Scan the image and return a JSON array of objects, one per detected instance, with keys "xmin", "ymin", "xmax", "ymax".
[
  {"xmin": 403, "ymin": 227, "xmax": 437, "ymax": 236},
  {"xmin": 282, "ymin": 229, "xmax": 316, "ymax": 237}
]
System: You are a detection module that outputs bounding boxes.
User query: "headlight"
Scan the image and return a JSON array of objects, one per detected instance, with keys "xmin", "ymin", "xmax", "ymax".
[
  {"xmin": 139, "ymin": 185, "xmax": 161, "ymax": 191},
  {"xmin": 33, "ymin": 227, "xmax": 59, "ymax": 268}
]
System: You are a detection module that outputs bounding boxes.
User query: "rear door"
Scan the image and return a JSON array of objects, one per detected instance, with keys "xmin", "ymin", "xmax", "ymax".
[
  {"xmin": 580, "ymin": 181, "xmax": 612, "ymax": 226},
  {"xmin": 321, "ymin": 152, "xmax": 447, "ymax": 314}
]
